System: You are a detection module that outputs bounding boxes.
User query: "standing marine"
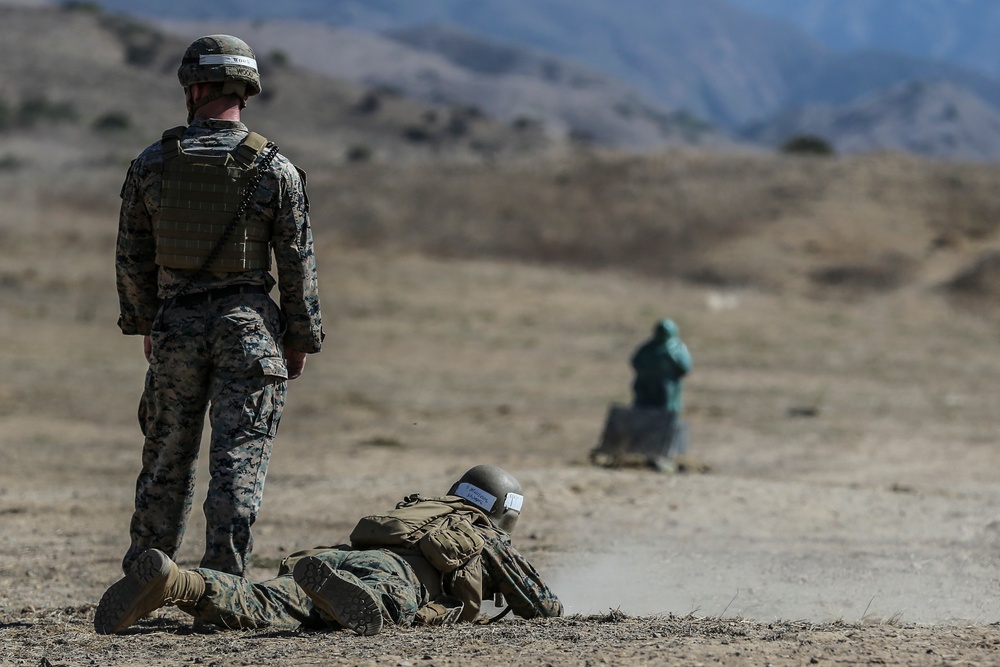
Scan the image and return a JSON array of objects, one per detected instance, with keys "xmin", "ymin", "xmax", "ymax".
[
  {"xmin": 94, "ymin": 465, "xmax": 563, "ymax": 635},
  {"xmin": 114, "ymin": 35, "xmax": 324, "ymax": 577}
]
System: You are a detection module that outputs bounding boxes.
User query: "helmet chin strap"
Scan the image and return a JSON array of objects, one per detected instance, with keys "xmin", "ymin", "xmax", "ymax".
[
  {"xmin": 185, "ymin": 84, "xmax": 248, "ymax": 123},
  {"xmin": 186, "ymin": 89, "xmax": 220, "ymax": 123}
]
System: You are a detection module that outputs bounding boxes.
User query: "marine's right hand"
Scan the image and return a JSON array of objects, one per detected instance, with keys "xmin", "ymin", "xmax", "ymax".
[{"xmin": 286, "ymin": 349, "xmax": 307, "ymax": 380}]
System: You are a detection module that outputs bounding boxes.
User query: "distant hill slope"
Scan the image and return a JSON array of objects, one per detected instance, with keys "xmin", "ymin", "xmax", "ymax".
[
  {"xmin": 60, "ymin": 0, "xmax": 1000, "ymax": 135},
  {"xmin": 7, "ymin": 0, "xmax": 1000, "ymax": 159},
  {"xmin": 153, "ymin": 19, "xmax": 728, "ymax": 151},
  {"xmin": 742, "ymin": 81, "xmax": 1000, "ymax": 161},
  {"xmin": 0, "ymin": 4, "xmax": 557, "ymax": 171},
  {"xmin": 6, "ymin": 4, "xmax": 1000, "ymax": 309}
]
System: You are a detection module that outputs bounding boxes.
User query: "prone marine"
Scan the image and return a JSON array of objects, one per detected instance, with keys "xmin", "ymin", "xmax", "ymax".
[{"xmin": 94, "ymin": 465, "xmax": 562, "ymax": 635}]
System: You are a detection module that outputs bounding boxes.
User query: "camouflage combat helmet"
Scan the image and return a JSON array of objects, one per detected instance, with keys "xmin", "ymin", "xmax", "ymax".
[
  {"xmin": 178, "ymin": 35, "xmax": 261, "ymax": 95},
  {"xmin": 178, "ymin": 35, "xmax": 261, "ymax": 121},
  {"xmin": 448, "ymin": 465, "xmax": 524, "ymax": 533}
]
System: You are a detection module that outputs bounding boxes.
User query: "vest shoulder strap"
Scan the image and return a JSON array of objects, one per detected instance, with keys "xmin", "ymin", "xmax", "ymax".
[
  {"xmin": 159, "ymin": 125, "xmax": 187, "ymax": 162},
  {"xmin": 158, "ymin": 127, "xmax": 271, "ymax": 167},
  {"xmin": 232, "ymin": 131, "xmax": 271, "ymax": 168}
]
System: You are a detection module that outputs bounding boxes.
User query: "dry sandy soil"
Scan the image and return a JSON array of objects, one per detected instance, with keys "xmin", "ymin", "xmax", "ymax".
[{"xmin": 3, "ymin": 149, "xmax": 1000, "ymax": 666}]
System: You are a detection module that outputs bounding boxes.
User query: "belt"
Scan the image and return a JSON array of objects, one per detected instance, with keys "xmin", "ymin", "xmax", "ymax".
[{"xmin": 171, "ymin": 284, "xmax": 268, "ymax": 307}]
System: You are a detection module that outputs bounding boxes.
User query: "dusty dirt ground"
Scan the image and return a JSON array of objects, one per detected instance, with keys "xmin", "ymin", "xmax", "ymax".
[
  {"xmin": 4, "ymin": 250, "xmax": 1000, "ymax": 665},
  {"xmin": 3, "ymin": 160, "xmax": 1000, "ymax": 665}
]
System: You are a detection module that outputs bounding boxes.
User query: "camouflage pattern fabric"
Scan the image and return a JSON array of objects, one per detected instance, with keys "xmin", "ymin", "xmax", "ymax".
[
  {"xmin": 187, "ymin": 548, "xmax": 426, "ymax": 631},
  {"xmin": 167, "ymin": 496, "xmax": 561, "ymax": 632},
  {"xmin": 117, "ymin": 118, "xmax": 323, "ymax": 577},
  {"xmin": 116, "ymin": 118, "xmax": 323, "ymax": 352},
  {"xmin": 124, "ymin": 293, "xmax": 286, "ymax": 575}
]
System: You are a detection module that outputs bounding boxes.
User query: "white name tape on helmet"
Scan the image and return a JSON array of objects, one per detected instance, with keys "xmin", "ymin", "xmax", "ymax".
[
  {"xmin": 454, "ymin": 483, "xmax": 496, "ymax": 512},
  {"xmin": 504, "ymin": 492, "xmax": 524, "ymax": 512},
  {"xmin": 200, "ymin": 54, "xmax": 258, "ymax": 71}
]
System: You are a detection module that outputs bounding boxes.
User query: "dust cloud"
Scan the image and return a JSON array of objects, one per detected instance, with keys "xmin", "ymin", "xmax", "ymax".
[{"xmin": 548, "ymin": 541, "xmax": 1000, "ymax": 624}]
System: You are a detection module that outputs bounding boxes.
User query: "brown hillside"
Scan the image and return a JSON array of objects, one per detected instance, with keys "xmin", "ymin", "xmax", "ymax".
[
  {"xmin": 4, "ymin": 3, "xmax": 1000, "ymax": 313},
  {"xmin": 0, "ymin": 4, "xmax": 554, "ymax": 170},
  {"xmin": 307, "ymin": 150, "xmax": 1000, "ymax": 304}
]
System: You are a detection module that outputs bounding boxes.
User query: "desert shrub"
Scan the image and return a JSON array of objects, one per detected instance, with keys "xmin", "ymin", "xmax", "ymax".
[
  {"xmin": 373, "ymin": 85, "xmax": 403, "ymax": 98},
  {"xmin": 928, "ymin": 170, "xmax": 1000, "ymax": 240},
  {"xmin": 60, "ymin": 1, "xmax": 101, "ymax": 13},
  {"xmin": 93, "ymin": 112, "xmax": 131, "ymax": 132},
  {"xmin": 512, "ymin": 116, "xmax": 542, "ymax": 132},
  {"xmin": 809, "ymin": 252, "xmax": 914, "ymax": 292},
  {"xmin": 269, "ymin": 50, "xmax": 289, "ymax": 68},
  {"xmin": 781, "ymin": 134, "xmax": 835, "ymax": 156},
  {"xmin": 16, "ymin": 97, "xmax": 78, "ymax": 127},
  {"xmin": 945, "ymin": 251, "xmax": 1000, "ymax": 298},
  {"xmin": 353, "ymin": 92, "xmax": 382, "ymax": 115},
  {"xmin": 345, "ymin": 144, "xmax": 373, "ymax": 163},
  {"xmin": 446, "ymin": 114, "xmax": 469, "ymax": 137},
  {"xmin": 104, "ymin": 16, "xmax": 164, "ymax": 67},
  {"xmin": 683, "ymin": 266, "xmax": 754, "ymax": 288},
  {"xmin": 0, "ymin": 154, "xmax": 24, "ymax": 170},
  {"xmin": 453, "ymin": 104, "xmax": 483, "ymax": 119},
  {"xmin": 402, "ymin": 125, "xmax": 433, "ymax": 143}
]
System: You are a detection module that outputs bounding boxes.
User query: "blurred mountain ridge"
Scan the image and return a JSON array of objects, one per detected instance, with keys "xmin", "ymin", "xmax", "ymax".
[
  {"xmin": 7, "ymin": 0, "xmax": 1000, "ymax": 159},
  {"xmin": 727, "ymin": 0, "xmax": 1000, "ymax": 80},
  {"xmin": 7, "ymin": 3, "xmax": 1000, "ymax": 311}
]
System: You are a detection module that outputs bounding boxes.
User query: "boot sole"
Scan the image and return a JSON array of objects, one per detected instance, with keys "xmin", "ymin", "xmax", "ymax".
[
  {"xmin": 94, "ymin": 549, "xmax": 173, "ymax": 634},
  {"xmin": 293, "ymin": 557, "xmax": 383, "ymax": 636}
]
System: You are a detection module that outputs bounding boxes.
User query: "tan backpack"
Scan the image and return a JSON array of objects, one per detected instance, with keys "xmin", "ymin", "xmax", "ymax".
[{"xmin": 350, "ymin": 494, "xmax": 490, "ymax": 573}]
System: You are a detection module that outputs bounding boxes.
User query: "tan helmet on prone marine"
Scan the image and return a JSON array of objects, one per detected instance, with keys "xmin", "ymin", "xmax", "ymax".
[
  {"xmin": 448, "ymin": 465, "xmax": 524, "ymax": 533},
  {"xmin": 177, "ymin": 35, "xmax": 262, "ymax": 122}
]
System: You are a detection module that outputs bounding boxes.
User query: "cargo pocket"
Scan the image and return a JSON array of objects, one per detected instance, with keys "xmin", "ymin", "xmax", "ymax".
[
  {"xmin": 242, "ymin": 375, "xmax": 286, "ymax": 439},
  {"xmin": 223, "ymin": 306, "xmax": 288, "ymax": 379},
  {"xmin": 257, "ymin": 355, "xmax": 288, "ymax": 379}
]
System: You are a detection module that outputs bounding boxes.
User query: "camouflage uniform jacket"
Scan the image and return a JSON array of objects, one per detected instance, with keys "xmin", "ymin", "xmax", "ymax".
[{"xmin": 115, "ymin": 118, "xmax": 323, "ymax": 353}]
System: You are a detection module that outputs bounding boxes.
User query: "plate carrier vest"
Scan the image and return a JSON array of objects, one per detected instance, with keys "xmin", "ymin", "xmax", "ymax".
[{"xmin": 154, "ymin": 126, "xmax": 274, "ymax": 272}]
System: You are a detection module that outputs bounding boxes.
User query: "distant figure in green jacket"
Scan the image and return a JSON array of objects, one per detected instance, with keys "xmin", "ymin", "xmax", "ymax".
[{"xmin": 630, "ymin": 319, "xmax": 692, "ymax": 414}]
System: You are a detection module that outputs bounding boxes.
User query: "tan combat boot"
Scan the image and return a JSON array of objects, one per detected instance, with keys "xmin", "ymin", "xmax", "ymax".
[
  {"xmin": 293, "ymin": 556, "xmax": 384, "ymax": 636},
  {"xmin": 414, "ymin": 595, "xmax": 464, "ymax": 626},
  {"xmin": 94, "ymin": 549, "xmax": 206, "ymax": 634}
]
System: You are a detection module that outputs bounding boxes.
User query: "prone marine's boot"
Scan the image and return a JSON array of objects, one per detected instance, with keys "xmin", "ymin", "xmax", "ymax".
[
  {"xmin": 94, "ymin": 549, "xmax": 206, "ymax": 634},
  {"xmin": 292, "ymin": 556, "xmax": 384, "ymax": 636}
]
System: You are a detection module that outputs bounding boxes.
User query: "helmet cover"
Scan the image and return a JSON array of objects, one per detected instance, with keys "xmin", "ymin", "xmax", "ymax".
[
  {"xmin": 448, "ymin": 464, "xmax": 524, "ymax": 533},
  {"xmin": 177, "ymin": 34, "xmax": 261, "ymax": 97}
]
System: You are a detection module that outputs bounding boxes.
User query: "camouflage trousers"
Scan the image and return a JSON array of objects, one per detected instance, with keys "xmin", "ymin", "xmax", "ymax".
[
  {"xmin": 184, "ymin": 548, "xmax": 427, "ymax": 630},
  {"xmin": 124, "ymin": 292, "xmax": 288, "ymax": 577}
]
